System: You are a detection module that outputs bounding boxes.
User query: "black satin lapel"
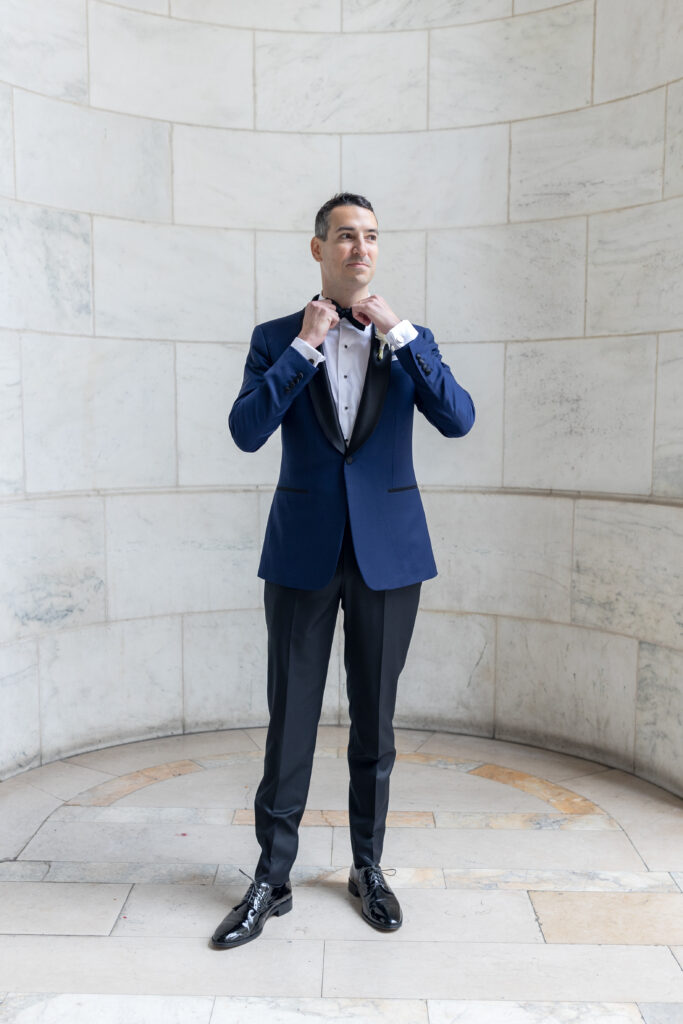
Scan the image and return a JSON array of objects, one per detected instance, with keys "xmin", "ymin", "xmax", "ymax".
[
  {"xmin": 347, "ymin": 330, "xmax": 391, "ymax": 457},
  {"xmin": 308, "ymin": 362, "xmax": 347, "ymax": 455}
]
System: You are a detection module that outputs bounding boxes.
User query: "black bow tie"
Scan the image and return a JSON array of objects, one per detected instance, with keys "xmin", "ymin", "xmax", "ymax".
[{"xmin": 330, "ymin": 299, "xmax": 366, "ymax": 332}]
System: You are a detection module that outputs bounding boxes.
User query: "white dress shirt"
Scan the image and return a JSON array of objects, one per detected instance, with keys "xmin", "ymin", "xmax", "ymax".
[{"xmin": 291, "ymin": 296, "xmax": 418, "ymax": 444}]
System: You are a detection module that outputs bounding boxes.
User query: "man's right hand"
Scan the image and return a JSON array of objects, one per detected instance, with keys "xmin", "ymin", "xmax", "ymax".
[{"xmin": 299, "ymin": 299, "xmax": 339, "ymax": 349}]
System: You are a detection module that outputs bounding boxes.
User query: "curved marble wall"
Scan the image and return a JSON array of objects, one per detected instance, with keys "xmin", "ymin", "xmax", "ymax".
[{"xmin": 1, "ymin": 0, "xmax": 682, "ymax": 797}]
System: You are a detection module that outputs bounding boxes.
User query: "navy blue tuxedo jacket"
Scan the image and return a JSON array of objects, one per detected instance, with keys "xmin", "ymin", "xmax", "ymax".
[{"xmin": 229, "ymin": 309, "xmax": 475, "ymax": 591}]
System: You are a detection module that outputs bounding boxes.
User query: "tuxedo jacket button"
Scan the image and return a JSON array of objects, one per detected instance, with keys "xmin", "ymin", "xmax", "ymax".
[{"xmin": 345, "ymin": 455, "xmax": 353, "ymax": 465}]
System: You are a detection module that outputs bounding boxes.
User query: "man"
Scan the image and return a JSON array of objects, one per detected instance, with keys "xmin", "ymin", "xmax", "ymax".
[{"xmin": 211, "ymin": 192, "xmax": 474, "ymax": 950}]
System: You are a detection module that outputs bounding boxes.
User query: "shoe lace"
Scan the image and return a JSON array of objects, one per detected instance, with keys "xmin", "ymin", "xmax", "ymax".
[
  {"xmin": 238, "ymin": 867, "xmax": 269, "ymax": 910},
  {"xmin": 366, "ymin": 864, "xmax": 396, "ymax": 891}
]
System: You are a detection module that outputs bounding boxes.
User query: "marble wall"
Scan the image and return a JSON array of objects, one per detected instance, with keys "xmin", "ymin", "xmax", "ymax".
[{"xmin": 1, "ymin": 0, "xmax": 682, "ymax": 797}]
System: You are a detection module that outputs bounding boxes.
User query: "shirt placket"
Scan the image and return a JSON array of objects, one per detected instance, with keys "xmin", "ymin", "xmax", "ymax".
[{"xmin": 338, "ymin": 322, "xmax": 352, "ymax": 444}]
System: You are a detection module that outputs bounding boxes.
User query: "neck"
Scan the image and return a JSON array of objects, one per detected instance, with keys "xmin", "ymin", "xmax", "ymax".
[{"xmin": 321, "ymin": 283, "xmax": 369, "ymax": 308}]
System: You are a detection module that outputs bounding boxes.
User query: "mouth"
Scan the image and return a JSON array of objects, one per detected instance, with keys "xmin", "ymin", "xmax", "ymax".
[{"xmin": 347, "ymin": 262, "xmax": 369, "ymax": 268}]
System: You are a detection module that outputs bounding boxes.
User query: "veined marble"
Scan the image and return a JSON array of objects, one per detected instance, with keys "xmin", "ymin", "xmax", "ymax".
[
  {"xmin": 443, "ymin": 868, "xmax": 678, "ymax": 892},
  {"xmin": 38, "ymin": 618, "xmax": 183, "ymax": 762},
  {"xmin": 93, "ymin": 218, "xmax": 254, "ymax": 341},
  {"xmin": 514, "ymin": 0, "xmax": 578, "ymax": 9},
  {"xmin": 413, "ymin": 343, "xmax": 503, "ymax": 487},
  {"xmin": 172, "ymin": 0, "xmax": 341, "ymax": 30},
  {"xmin": 665, "ymin": 79, "xmax": 683, "ymax": 197},
  {"xmin": 342, "ymin": 126, "xmax": 508, "ymax": 230},
  {"xmin": 496, "ymin": 620, "xmax": 638, "ymax": 770},
  {"xmin": 531, "ymin": 891, "xmax": 683, "ymax": 946},
  {"xmin": 22, "ymin": 334, "xmax": 176, "ymax": 492},
  {"xmin": 587, "ymin": 195, "xmax": 683, "ymax": 336},
  {"xmin": 572, "ymin": 501, "xmax": 683, "ymax": 651},
  {"xmin": 396, "ymin": 612, "xmax": 495, "ymax": 734},
  {"xmin": 594, "ymin": 0, "xmax": 683, "ymax": 103},
  {"xmin": 0, "ymin": 497, "xmax": 105, "ymax": 645},
  {"xmin": 653, "ymin": 333, "xmax": 683, "ymax": 497},
  {"xmin": 0, "ymin": 198, "xmax": 91, "ymax": 334},
  {"xmin": 0, "ymin": 639, "xmax": 39, "ymax": 778},
  {"xmin": 174, "ymin": 127, "xmax": 338, "ymax": 231},
  {"xmin": 636, "ymin": 644, "xmax": 683, "ymax": 799},
  {"xmin": 255, "ymin": 233, "xmax": 328, "ymax": 327},
  {"xmin": 254, "ymin": 30, "xmax": 428, "ymax": 133},
  {"xmin": 14, "ymin": 91, "xmax": 171, "ymax": 221},
  {"xmin": 428, "ymin": 1002, "xmax": 644, "ymax": 1024},
  {"xmin": 0, "ymin": 332, "xmax": 23, "ymax": 495},
  {"xmin": 429, "ymin": 1, "xmax": 593, "ymax": 128},
  {"xmin": 177, "ymin": 342, "xmax": 281, "ymax": 486},
  {"xmin": 0, "ymin": 86, "xmax": 13, "ymax": 197},
  {"xmin": 105, "ymin": 491, "xmax": 262, "ymax": 619},
  {"xmin": 421, "ymin": 492, "xmax": 573, "ymax": 622},
  {"xmin": 343, "ymin": 0, "xmax": 509, "ymax": 31},
  {"xmin": 427, "ymin": 219, "xmax": 585, "ymax": 342},
  {"xmin": 511, "ymin": 90, "xmax": 665, "ymax": 220},
  {"xmin": 0, "ymin": 993, "xmax": 215, "ymax": 1024},
  {"xmin": 88, "ymin": 1, "xmax": 252, "ymax": 127},
  {"xmin": 503, "ymin": 335, "xmax": 657, "ymax": 494},
  {"xmin": 0, "ymin": 0, "xmax": 87, "ymax": 101}
]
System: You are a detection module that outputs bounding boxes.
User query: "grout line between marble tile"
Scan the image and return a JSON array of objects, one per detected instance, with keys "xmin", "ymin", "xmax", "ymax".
[{"xmin": 108, "ymin": 880, "xmax": 135, "ymax": 936}]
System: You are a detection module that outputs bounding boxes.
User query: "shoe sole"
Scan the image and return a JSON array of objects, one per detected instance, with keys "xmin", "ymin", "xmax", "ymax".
[
  {"xmin": 348, "ymin": 878, "xmax": 402, "ymax": 931},
  {"xmin": 209, "ymin": 895, "xmax": 293, "ymax": 950}
]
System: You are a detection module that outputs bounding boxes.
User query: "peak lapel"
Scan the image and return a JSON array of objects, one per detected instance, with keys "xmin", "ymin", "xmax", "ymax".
[{"xmin": 347, "ymin": 329, "xmax": 391, "ymax": 457}]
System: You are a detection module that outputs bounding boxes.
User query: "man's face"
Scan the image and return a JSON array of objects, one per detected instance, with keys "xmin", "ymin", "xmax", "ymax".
[{"xmin": 311, "ymin": 205, "xmax": 379, "ymax": 296}]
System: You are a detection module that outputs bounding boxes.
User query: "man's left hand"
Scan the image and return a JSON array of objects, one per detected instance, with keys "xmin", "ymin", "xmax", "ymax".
[{"xmin": 351, "ymin": 295, "xmax": 400, "ymax": 335}]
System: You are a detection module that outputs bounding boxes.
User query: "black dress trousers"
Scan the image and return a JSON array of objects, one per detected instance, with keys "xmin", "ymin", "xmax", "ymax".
[{"xmin": 253, "ymin": 521, "xmax": 421, "ymax": 884}]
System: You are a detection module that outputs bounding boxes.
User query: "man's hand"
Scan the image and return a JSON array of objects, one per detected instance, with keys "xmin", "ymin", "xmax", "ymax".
[
  {"xmin": 299, "ymin": 299, "xmax": 339, "ymax": 349},
  {"xmin": 351, "ymin": 295, "xmax": 400, "ymax": 335}
]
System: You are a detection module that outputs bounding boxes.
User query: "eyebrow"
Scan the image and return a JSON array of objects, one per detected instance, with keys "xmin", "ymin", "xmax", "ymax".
[{"xmin": 335, "ymin": 226, "xmax": 379, "ymax": 233}]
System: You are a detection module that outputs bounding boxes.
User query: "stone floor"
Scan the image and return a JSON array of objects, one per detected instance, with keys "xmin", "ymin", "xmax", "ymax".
[{"xmin": 1, "ymin": 726, "xmax": 683, "ymax": 1023}]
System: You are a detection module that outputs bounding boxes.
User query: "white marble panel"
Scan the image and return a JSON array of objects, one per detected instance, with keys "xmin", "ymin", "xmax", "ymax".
[
  {"xmin": 255, "ymin": 30, "xmax": 427, "ymax": 132},
  {"xmin": 0, "ymin": 85, "xmax": 13, "ymax": 196},
  {"xmin": 0, "ymin": 639, "xmax": 39, "ymax": 778},
  {"xmin": 396, "ymin": 612, "xmax": 495, "ymax": 734},
  {"xmin": 594, "ymin": 0, "xmax": 683, "ymax": 103},
  {"xmin": 211, "ymin": 998, "xmax": 427, "ymax": 1024},
  {"xmin": 0, "ymin": 332, "xmax": 23, "ymax": 495},
  {"xmin": 344, "ymin": 0, "xmax": 509, "ymax": 30},
  {"xmin": 255, "ymin": 233, "xmax": 333, "ymax": 327},
  {"xmin": 342, "ymin": 125, "xmax": 508, "ymax": 229},
  {"xmin": 39, "ymin": 617, "xmax": 182, "ymax": 762},
  {"xmin": 0, "ymin": 198, "xmax": 91, "ymax": 333},
  {"xmin": 511, "ymin": 90, "xmax": 665, "ymax": 220},
  {"xmin": 22, "ymin": 334, "xmax": 176, "ymax": 492},
  {"xmin": 503, "ymin": 335, "xmax": 657, "ymax": 494},
  {"xmin": 0, "ymin": 0, "xmax": 87, "ymax": 101},
  {"xmin": 654, "ymin": 333, "xmax": 683, "ymax": 497},
  {"xmin": 89, "ymin": 1, "xmax": 252, "ymax": 127},
  {"xmin": 514, "ymin": 0, "xmax": 574, "ymax": 9},
  {"xmin": 429, "ymin": 1, "xmax": 593, "ymax": 128},
  {"xmin": 430, "ymin": 1002, "xmax": 645, "ymax": 1024},
  {"xmin": 587, "ymin": 195, "xmax": 683, "ymax": 336},
  {"xmin": 177, "ymin": 342, "xmax": 281, "ymax": 486},
  {"xmin": 0, "ymin": 993, "xmax": 214, "ymax": 1024},
  {"xmin": 174, "ymin": 127, "xmax": 338, "ymax": 230},
  {"xmin": 106, "ymin": 491, "xmax": 262, "ymax": 618},
  {"xmin": 94, "ymin": 218, "xmax": 253, "ymax": 341},
  {"xmin": 427, "ymin": 219, "xmax": 585, "ymax": 342},
  {"xmin": 368, "ymin": 232, "xmax": 427, "ymax": 326},
  {"xmin": 496, "ymin": 619, "xmax": 638, "ymax": 769},
  {"xmin": 413, "ymin": 342, "xmax": 503, "ymax": 486},
  {"xmin": 665, "ymin": 80, "xmax": 683, "ymax": 198},
  {"xmin": 636, "ymin": 643, "xmax": 683, "ymax": 799},
  {"xmin": 0, "ymin": 497, "xmax": 105, "ymax": 645},
  {"xmin": 14, "ymin": 91, "xmax": 171, "ymax": 221},
  {"xmin": 173, "ymin": 0, "xmax": 340, "ymax": 30},
  {"xmin": 421, "ymin": 492, "xmax": 573, "ymax": 621},
  {"xmin": 572, "ymin": 501, "xmax": 683, "ymax": 651}
]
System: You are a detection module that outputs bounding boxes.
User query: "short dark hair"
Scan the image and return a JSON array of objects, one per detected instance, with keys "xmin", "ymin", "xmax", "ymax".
[{"xmin": 314, "ymin": 192, "xmax": 375, "ymax": 240}]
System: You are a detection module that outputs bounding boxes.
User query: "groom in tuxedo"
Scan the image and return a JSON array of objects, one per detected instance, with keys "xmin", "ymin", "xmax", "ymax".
[{"xmin": 211, "ymin": 192, "xmax": 475, "ymax": 949}]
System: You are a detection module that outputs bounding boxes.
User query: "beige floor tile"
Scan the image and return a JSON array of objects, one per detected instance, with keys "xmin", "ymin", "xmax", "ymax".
[
  {"xmin": 531, "ymin": 892, "xmax": 683, "ymax": 944},
  {"xmin": 65, "ymin": 729, "xmax": 259, "ymax": 775},
  {"xmin": 0, "ymin": 882, "xmax": 130, "ymax": 935},
  {"xmin": 417, "ymin": 733, "xmax": 610, "ymax": 782},
  {"xmin": 19, "ymin": 761, "xmax": 116, "ymax": 802},
  {"xmin": 434, "ymin": 812, "xmax": 618, "ymax": 830},
  {"xmin": 44, "ymin": 862, "xmax": 217, "ymax": 884},
  {"xmin": 214, "ymin": 864, "xmax": 446, "ymax": 888},
  {"xmin": 322, "ymin": 941, "xmax": 683, "ymax": 1001},
  {"xmin": 0, "ymin": 782, "xmax": 62, "ymax": 860},
  {"xmin": 112, "ymin": 882, "xmax": 542, "ymax": 943},
  {"xmin": 332, "ymin": 827, "xmax": 647, "ymax": 871},
  {"xmin": 19, "ymin": 821, "xmax": 332, "ymax": 867},
  {"xmin": 427, "ymin": 1001, "xmax": 644, "ymax": 1023},
  {"xmin": 210, "ymin": 996, "xmax": 429, "ymax": 1023},
  {"xmin": 106, "ymin": 762, "xmax": 260, "ymax": 809},
  {"xmin": 0, "ymin": 936, "xmax": 323, "ymax": 996},
  {"xmin": 443, "ymin": 868, "xmax": 678, "ymax": 893},
  {"xmin": 0, "ymin": 993, "xmax": 214, "ymax": 1023}
]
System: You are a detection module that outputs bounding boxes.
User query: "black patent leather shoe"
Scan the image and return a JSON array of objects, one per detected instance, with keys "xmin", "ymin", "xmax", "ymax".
[
  {"xmin": 210, "ymin": 877, "xmax": 292, "ymax": 949},
  {"xmin": 348, "ymin": 863, "xmax": 402, "ymax": 931}
]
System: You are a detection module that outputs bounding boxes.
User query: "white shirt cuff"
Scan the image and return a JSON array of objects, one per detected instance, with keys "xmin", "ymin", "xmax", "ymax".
[
  {"xmin": 291, "ymin": 337, "xmax": 325, "ymax": 365},
  {"xmin": 386, "ymin": 319, "xmax": 418, "ymax": 349}
]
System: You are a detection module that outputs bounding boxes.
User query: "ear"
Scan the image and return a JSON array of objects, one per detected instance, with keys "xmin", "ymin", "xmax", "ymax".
[{"xmin": 310, "ymin": 236, "xmax": 323, "ymax": 264}]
